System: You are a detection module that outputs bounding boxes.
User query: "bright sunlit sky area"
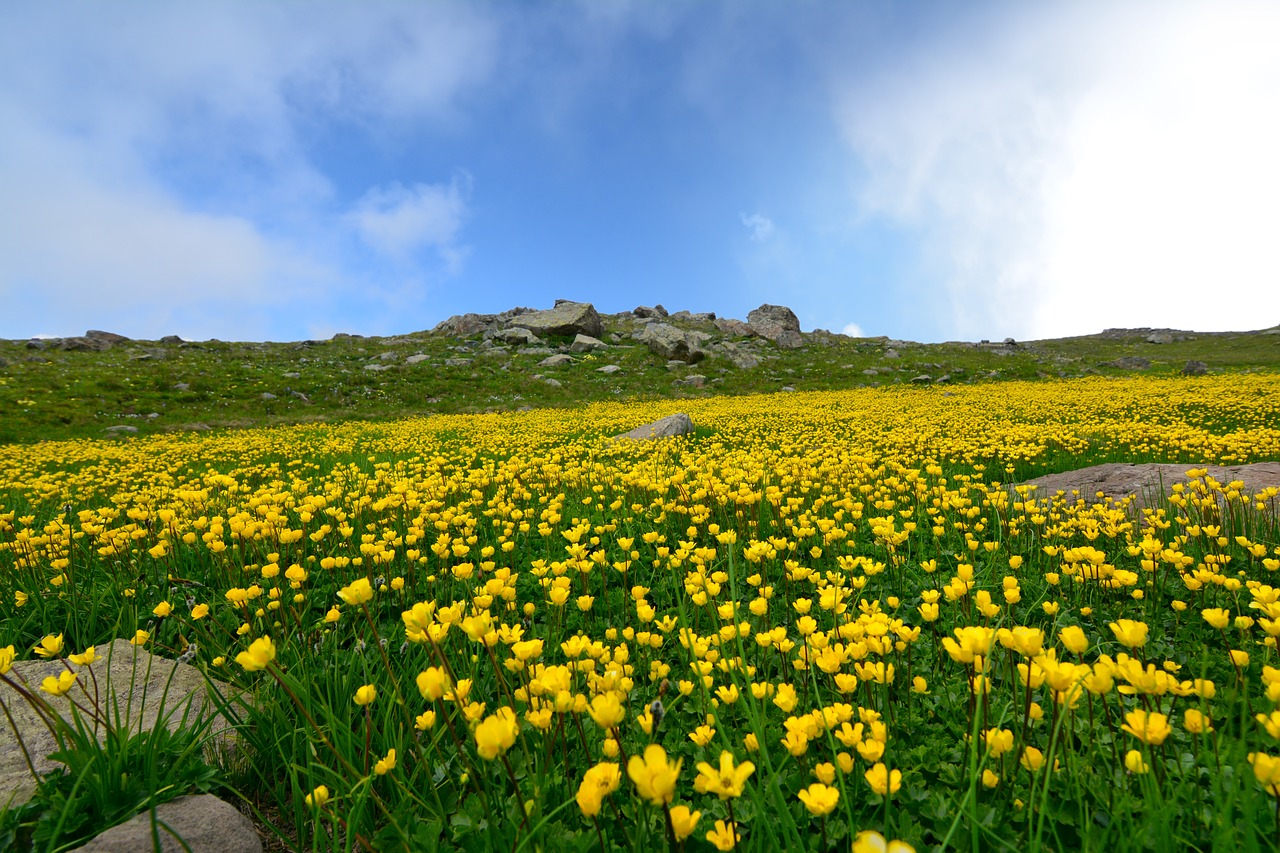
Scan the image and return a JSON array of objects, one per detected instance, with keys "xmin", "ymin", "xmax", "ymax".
[{"xmin": 2, "ymin": 1, "xmax": 1278, "ymax": 343}]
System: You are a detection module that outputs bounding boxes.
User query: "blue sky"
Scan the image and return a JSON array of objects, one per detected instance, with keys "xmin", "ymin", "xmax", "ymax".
[{"xmin": 2, "ymin": 1, "xmax": 1278, "ymax": 343}]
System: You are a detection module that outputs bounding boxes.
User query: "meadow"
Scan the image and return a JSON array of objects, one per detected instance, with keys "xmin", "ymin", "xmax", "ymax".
[{"xmin": 2, "ymin": 374, "xmax": 1280, "ymax": 851}]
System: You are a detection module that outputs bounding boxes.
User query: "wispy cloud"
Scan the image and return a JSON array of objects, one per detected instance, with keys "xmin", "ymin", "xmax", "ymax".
[
  {"xmin": 740, "ymin": 212, "xmax": 776, "ymax": 243},
  {"xmin": 841, "ymin": 322, "xmax": 865, "ymax": 338},
  {"xmin": 833, "ymin": 0, "xmax": 1280, "ymax": 339},
  {"xmin": 348, "ymin": 176, "xmax": 472, "ymax": 270}
]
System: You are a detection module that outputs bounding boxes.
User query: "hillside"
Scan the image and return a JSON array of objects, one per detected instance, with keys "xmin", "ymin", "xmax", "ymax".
[{"xmin": 1, "ymin": 300, "xmax": 1276, "ymax": 444}]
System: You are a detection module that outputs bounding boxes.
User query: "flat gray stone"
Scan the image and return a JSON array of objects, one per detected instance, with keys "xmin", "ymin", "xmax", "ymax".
[
  {"xmin": 570, "ymin": 334, "xmax": 608, "ymax": 352},
  {"xmin": 538, "ymin": 354, "xmax": 574, "ymax": 368},
  {"xmin": 614, "ymin": 412, "xmax": 694, "ymax": 441},
  {"xmin": 1015, "ymin": 462, "xmax": 1280, "ymax": 514},
  {"xmin": 67, "ymin": 794, "xmax": 261, "ymax": 853},
  {"xmin": 1, "ymin": 640, "xmax": 236, "ymax": 807},
  {"xmin": 597, "ymin": 365, "xmax": 621, "ymax": 374},
  {"xmin": 507, "ymin": 301, "xmax": 603, "ymax": 339},
  {"xmin": 405, "ymin": 354, "xmax": 429, "ymax": 365},
  {"xmin": 636, "ymin": 324, "xmax": 707, "ymax": 363}
]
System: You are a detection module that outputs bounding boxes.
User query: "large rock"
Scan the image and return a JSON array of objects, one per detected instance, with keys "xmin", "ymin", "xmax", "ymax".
[
  {"xmin": 85, "ymin": 330, "xmax": 130, "ymax": 345},
  {"xmin": 67, "ymin": 794, "xmax": 261, "ymax": 853},
  {"xmin": 747, "ymin": 305, "xmax": 804, "ymax": 349},
  {"xmin": 614, "ymin": 412, "xmax": 695, "ymax": 441},
  {"xmin": 493, "ymin": 327, "xmax": 541, "ymax": 346},
  {"xmin": 636, "ymin": 323, "xmax": 707, "ymax": 363},
  {"xmin": 633, "ymin": 305, "xmax": 668, "ymax": 319},
  {"xmin": 1, "ymin": 639, "xmax": 235, "ymax": 807},
  {"xmin": 506, "ymin": 301, "xmax": 603, "ymax": 339},
  {"xmin": 1016, "ymin": 462, "xmax": 1280, "ymax": 514},
  {"xmin": 570, "ymin": 334, "xmax": 608, "ymax": 352},
  {"xmin": 713, "ymin": 318, "xmax": 751, "ymax": 336},
  {"xmin": 433, "ymin": 313, "xmax": 501, "ymax": 337}
]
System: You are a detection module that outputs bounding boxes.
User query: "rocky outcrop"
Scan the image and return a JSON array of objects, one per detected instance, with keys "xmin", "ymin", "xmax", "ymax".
[
  {"xmin": 506, "ymin": 302, "xmax": 603, "ymax": 339},
  {"xmin": 747, "ymin": 305, "xmax": 804, "ymax": 349},
  {"xmin": 633, "ymin": 305, "xmax": 668, "ymax": 319},
  {"xmin": 67, "ymin": 794, "xmax": 261, "ymax": 853},
  {"xmin": 614, "ymin": 412, "xmax": 695, "ymax": 440},
  {"xmin": 570, "ymin": 334, "xmax": 608, "ymax": 352},
  {"xmin": 636, "ymin": 323, "xmax": 707, "ymax": 363}
]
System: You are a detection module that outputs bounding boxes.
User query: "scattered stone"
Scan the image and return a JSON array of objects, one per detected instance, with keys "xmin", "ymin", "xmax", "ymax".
[
  {"xmin": 260, "ymin": 392, "xmax": 277, "ymax": 400},
  {"xmin": 1, "ymin": 640, "xmax": 236, "ymax": 807},
  {"xmin": 174, "ymin": 383, "xmax": 191, "ymax": 391},
  {"xmin": 780, "ymin": 386, "xmax": 796, "ymax": 392},
  {"xmin": 862, "ymin": 368, "xmax": 879, "ymax": 376},
  {"xmin": 746, "ymin": 305, "xmax": 804, "ymax": 349},
  {"xmin": 538, "ymin": 354, "xmax": 574, "ymax": 368},
  {"xmin": 25, "ymin": 339, "xmax": 47, "ymax": 350},
  {"xmin": 494, "ymin": 327, "xmax": 541, "ymax": 346},
  {"xmin": 614, "ymin": 412, "xmax": 694, "ymax": 441},
  {"xmin": 363, "ymin": 363, "xmax": 390, "ymax": 372},
  {"xmin": 59, "ymin": 336, "xmax": 112, "ymax": 352},
  {"xmin": 283, "ymin": 372, "xmax": 300, "ymax": 379},
  {"xmin": 910, "ymin": 375, "xmax": 933, "ymax": 384},
  {"xmin": 183, "ymin": 423, "xmax": 211, "ymax": 432},
  {"xmin": 883, "ymin": 349, "xmax": 899, "ymax": 359},
  {"xmin": 668, "ymin": 310, "xmax": 716, "ymax": 324},
  {"xmin": 597, "ymin": 365, "xmax": 621, "ymax": 374},
  {"xmin": 160, "ymin": 335, "xmax": 184, "ymax": 344},
  {"xmin": 636, "ymin": 323, "xmax": 707, "ymax": 363},
  {"xmin": 570, "ymin": 334, "xmax": 608, "ymax": 352},
  {"xmin": 713, "ymin": 317, "xmax": 752, "ymax": 336},
  {"xmin": 633, "ymin": 305, "xmax": 668, "ymax": 319},
  {"xmin": 935, "ymin": 374, "xmax": 951, "ymax": 384},
  {"xmin": 444, "ymin": 358, "xmax": 473, "ymax": 367},
  {"xmin": 726, "ymin": 351, "xmax": 759, "ymax": 370},
  {"xmin": 378, "ymin": 351, "xmax": 398, "ymax": 361},
  {"xmin": 1111, "ymin": 356, "xmax": 1150, "ymax": 370},
  {"xmin": 405, "ymin": 354, "xmax": 429, "ymax": 365},
  {"xmin": 542, "ymin": 377, "xmax": 563, "ymax": 388},
  {"xmin": 1182, "ymin": 360, "xmax": 1208, "ymax": 376},
  {"xmin": 678, "ymin": 374, "xmax": 707, "ymax": 388},
  {"xmin": 86, "ymin": 330, "xmax": 130, "ymax": 345},
  {"xmin": 66, "ymin": 794, "xmax": 262, "ymax": 853},
  {"xmin": 104, "ymin": 425, "xmax": 138, "ymax": 434},
  {"xmin": 331, "ymin": 332, "xmax": 365, "ymax": 340},
  {"xmin": 290, "ymin": 391, "xmax": 311, "ymax": 403},
  {"xmin": 146, "ymin": 412, "xmax": 160, "ymax": 419},
  {"xmin": 506, "ymin": 301, "xmax": 604, "ymax": 339}
]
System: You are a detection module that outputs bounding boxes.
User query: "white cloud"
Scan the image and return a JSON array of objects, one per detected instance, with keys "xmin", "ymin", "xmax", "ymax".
[
  {"xmin": 740, "ymin": 212, "xmax": 776, "ymax": 242},
  {"xmin": 348, "ymin": 177, "xmax": 471, "ymax": 269},
  {"xmin": 834, "ymin": 0, "xmax": 1280, "ymax": 339},
  {"xmin": 841, "ymin": 322, "xmax": 865, "ymax": 338}
]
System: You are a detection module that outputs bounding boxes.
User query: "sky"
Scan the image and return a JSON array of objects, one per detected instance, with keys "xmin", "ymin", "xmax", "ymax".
[{"xmin": 2, "ymin": 1, "xmax": 1278, "ymax": 344}]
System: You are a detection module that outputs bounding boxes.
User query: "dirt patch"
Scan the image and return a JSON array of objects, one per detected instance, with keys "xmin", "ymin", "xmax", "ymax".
[{"xmin": 1015, "ymin": 462, "xmax": 1280, "ymax": 512}]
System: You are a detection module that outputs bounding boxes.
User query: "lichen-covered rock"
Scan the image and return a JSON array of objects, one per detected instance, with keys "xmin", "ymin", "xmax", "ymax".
[
  {"xmin": 67, "ymin": 794, "xmax": 261, "ymax": 853},
  {"xmin": 614, "ymin": 412, "xmax": 694, "ymax": 441},
  {"xmin": 636, "ymin": 323, "xmax": 707, "ymax": 363},
  {"xmin": 506, "ymin": 302, "xmax": 603, "ymax": 339},
  {"xmin": 747, "ymin": 304, "xmax": 804, "ymax": 349}
]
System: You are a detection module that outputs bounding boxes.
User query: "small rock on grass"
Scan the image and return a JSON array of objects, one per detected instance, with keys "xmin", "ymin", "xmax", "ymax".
[
  {"xmin": 66, "ymin": 794, "xmax": 261, "ymax": 853},
  {"xmin": 613, "ymin": 412, "xmax": 695, "ymax": 441}
]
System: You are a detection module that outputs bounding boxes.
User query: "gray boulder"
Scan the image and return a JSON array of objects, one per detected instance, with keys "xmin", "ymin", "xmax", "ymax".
[
  {"xmin": 494, "ymin": 327, "xmax": 541, "ymax": 346},
  {"xmin": 432, "ymin": 313, "xmax": 500, "ymax": 337},
  {"xmin": 636, "ymin": 323, "xmax": 707, "ymax": 363},
  {"xmin": 614, "ymin": 412, "xmax": 694, "ymax": 441},
  {"xmin": 67, "ymin": 794, "xmax": 261, "ymax": 853},
  {"xmin": 747, "ymin": 304, "xmax": 805, "ymax": 349},
  {"xmin": 507, "ymin": 301, "xmax": 603, "ymax": 339},
  {"xmin": 597, "ymin": 365, "xmax": 621, "ymax": 374},
  {"xmin": 538, "ymin": 354, "xmax": 574, "ymax": 368},
  {"xmin": 86, "ymin": 330, "xmax": 130, "ymax": 345},
  {"xmin": 713, "ymin": 317, "xmax": 751, "ymax": 336},
  {"xmin": 1182, "ymin": 360, "xmax": 1208, "ymax": 376},
  {"xmin": 405, "ymin": 354, "xmax": 429, "ymax": 365},
  {"xmin": 570, "ymin": 334, "xmax": 608, "ymax": 352},
  {"xmin": 1, "ymin": 640, "xmax": 236, "ymax": 807},
  {"xmin": 633, "ymin": 305, "xmax": 668, "ymax": 319},
  {"xmin": 1112, "ymin": 356, "xmax": 1150, "ymax": 370}
]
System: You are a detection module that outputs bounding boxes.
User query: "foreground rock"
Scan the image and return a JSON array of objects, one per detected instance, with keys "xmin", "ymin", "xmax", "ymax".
[
  {"xmin": 1016, "ymin": 462, "xmax": 1280, "ymax": 512},
  {"xmin": 1, "ymin": 639, "xmax": 234, "ymax": 807},
  {"xmin": 67, "ymin": 794, "xmax": 261, "ymax": 853},
  {"xmin": 747, "ymin": 304, "xmax": 804, "ymax": 349},
  {"xmin": 614, "ymin": 412, "xmax": 695, "ymax": 441},
  {"xmin": 507, "ymin": 301, "xmax": 603, "ymax": 339}
]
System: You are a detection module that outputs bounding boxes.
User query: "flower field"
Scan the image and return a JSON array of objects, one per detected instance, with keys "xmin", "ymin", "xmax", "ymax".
[{"xmin": 3, "ymin": 374, "xmax": 1280, "ymax": 851}]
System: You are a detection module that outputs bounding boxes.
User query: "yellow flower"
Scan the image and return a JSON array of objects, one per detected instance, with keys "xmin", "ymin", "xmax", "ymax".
[
  {"xmin": 575, "ymin": 761, "xmax": 621, "ymax": 817},
  {"xmin": 669, "ymin": 805, "xmax": 702, "ymax": 841},
  {"xmin": 705, "ymin": 819, "xmax": 740, "ymax": 851},
  {"xmin": 694, "ymin": 751, "xmax": 755, "ymax": 800},
  {"xmin": 984, "ymin": 728, "xmax": 1014, "ymax": 758},
  {"xmin": 305, "ymin": 785, "xmax": 330, "ymax": 808},
  {"xmin": 474, "ymin": 708, "xmax": 519, "ymax": 760},
  {"xmin": 1125, "ymin": 749, "xmax": 1149, "ymax": 774},
  {"xmin": 627, "ymin": 744, "xmax": 681, "ymax": 805},
  {"xmin": 1184, "ymin": 709, "xmax": 1213, "ymax": 734},
  {"xmin": 864, "ymin": 762, "xmax": 902, "ymax": 797},
  {"xmin": 587, "ymin": 692, "xmax": 626, "ymax": 729},
  {"xmin": 33, "ymin": 633, "xmax": 64, "ymax": 659},
  {"xmin": 0, "ymin": 645, "xmax": 14, "ymax": 675},
  {"xmin": 852, "ymin": 829, "xmax": 917, "ymax": 853},
  {"xmin": 14, "ymin": 591, "xmax": 28, "ymax": 608},
  {"xmin": 353, "ymin": 683, "xmax": 377, "ymax": 706},
  {"xmin": 68, "ymin": 646, "xmax": 97, "ymax": 666},
  {"xmin": 1108, "ymin": 619, "xmax": 1149, "ymax": 649},
  {"xmin": 153, "ymin": 600, "xmax": 173, "ymax": 618},
  {"xmin": 337, "ymin": 577, "xmax": 373, "ymax": 606},
  {"xmin": 374, "ymin": 748, "xmax": 397, "ymax": 775},
  {"xmin": 1249, "ymin": 752, "xmax": 1280, "ymax": 796},
  {"xmin": 797, "ymin": 782, "xmax": 839, "ymax": 816},
  {"xmin": 325, "ymin": 606, "xmax": 341, "ymax": 623},
  {"xmin": 416, "ymin": 666, "xmax": 450, "ymax": 701},
  {"xmin": 1058, "ymin": 625, "xmax": 1088, "ymax": 655},
  {"xmin": 41, "ymin": 669, "xmax": 77, "ymax": 697},
  {"xmin": 1121, "ymin": 709, "xmax": 1172, "ymax": 746},
  {"xmin": 689, "ymin": 723, "xmax": 716, "ymax": 747},
  {"xmin": 235, "ymin": 635, "xmax": 276, "ymax": 672},
  {"xmin": 415, "ymin": 711, "xmax": 437, "ymax": 731},
  {"xmin": 191, "ymin": 603, "xmax": 209, "ymax": 620},
  {"xmin": 576, "ymin": 595, "xmax": 595, "ymax": 612},
  {"xmin": 1201, "ymin": 608, "xmax": 1231, "ymax": 630},
  {"xmin": 130, "ymin": 629, "xmax": 150, "ymax": 646},
  {"xmin": 982, "ymin": 769, "xmax": 1000, "ymax": 788},
  {"xmin": 1020, "ymin": 747, "xmax": 1045, "ymax": 772}
]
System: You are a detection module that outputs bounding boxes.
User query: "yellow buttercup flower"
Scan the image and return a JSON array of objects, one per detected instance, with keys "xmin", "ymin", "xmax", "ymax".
[
  {"xmin": 1108, "ymin": 620, "xmax": 1149, "ymax": 649},
  {"xmin": 305, "ymin": 785, "xmax": 330, "ymax": 808},
  {"xmin": 374, "ymin": 748, "xmax": 397, "ymax": 775},
  {"xmin": 68, "ymin": 646, "xmax": 97, "ymax": 666},
  {"xmin": 694, "ymin": 751, "xmax": 755, "ymax": 800},
  {"xmin": 41, "ymin": 669, "xmax": 78, "ymax": 697},
  {"xmin": 574, "ymin": 761, "xmax": 621, "ymax": 817},
  {"xmin": 669, "ymin": 804, "xmax": 701, "ymax": 841},
  {"xmin": 864, "ymin": 762, "xmax": 901, "ymax": 797},
  {"xmin": 705, "ymin": 819, "xmax": 740, "ymax": 851},
  {"xmin": 153, "ymin": 600, "xmax": 173, "ymax": 618},
  {"xmin": 797, "ymin": 782, "xmax": 839, "ymax": 816},
  {"xmin": 1121, "ymin": 709, "xmax": 1172, "ymax": 746},
  {"xmin": 0, "ymin": 645, "xmax": 14, "ymax": 675},
  {"xmin": 852, "ymin": 829, "xmax": 917, "ymax": 853},
  {"xmin": 474, "ymin": 708, "xmax": 519, "ymax": 760},
  {"xmin": 337, "ymin": 577, "xmax": 373, "ymax": 606},
  {"xmin": 354, "ymin": 684, "xmax": 378, "ymax": 706},
  {"xmin": 627, "ymin": 744, "xmax": 681, "ymax": 806},
  {"xmin": 33, "ymin": 634, "xmax": 64, "ymax": 659},
  {"xmin": 235, "ymin": 635, "xmax": 276, "ymax": 672}
]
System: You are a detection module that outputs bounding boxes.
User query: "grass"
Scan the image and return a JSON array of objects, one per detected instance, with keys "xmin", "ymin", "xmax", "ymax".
[
  {"xmin": 1, "ymin": 339, "xmax": 1279, "ymax": 850},
  {"xmin": 1, "ymin": 312, "xmax": 1278, "ymax": 445}
]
